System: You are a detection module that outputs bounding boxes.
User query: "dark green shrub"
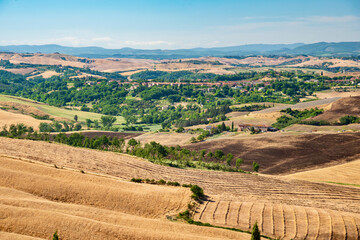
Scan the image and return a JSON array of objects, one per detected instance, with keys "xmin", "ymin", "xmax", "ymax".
[
  {"xmin": 131, "ymin": 178, "xmax": 142, "ymax": 183},
  {"xmin": 157, "ymin": 179, "xmax": 166, "ymax": 185},
  {"xmin": 190, "ymin": 185, "xmax": 204, "ymax": 200},
  {"xmin": 167, "ymin": 181, "xmax": 180, "ymax": 186}
]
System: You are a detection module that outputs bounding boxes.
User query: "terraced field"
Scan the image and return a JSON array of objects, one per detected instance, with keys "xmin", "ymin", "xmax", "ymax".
[{"xmin": 194, "ymin": 200, "xmax": 360, "ymax": 240}]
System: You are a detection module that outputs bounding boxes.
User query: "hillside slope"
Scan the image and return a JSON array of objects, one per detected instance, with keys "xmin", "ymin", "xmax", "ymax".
[
  {"xmin": 0, "ymin": 156, "xmax": 249, "ymax": 240},
  {"xmin": 311, "ymin": 96, "xmax": 360, "ymax": 122},
  {"xmin": 0, "ymin": 137, "xmax": 359, "ymax": 239},
  {"xmin": 186, "ymin": 132, "xmax": 360, "ymax": 175}
]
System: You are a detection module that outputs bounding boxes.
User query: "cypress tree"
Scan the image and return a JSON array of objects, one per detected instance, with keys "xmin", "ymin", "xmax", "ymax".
[
  {"xmin": 251, "ymin": 221, "xmax": 260, "ymax": 240},
  {"xmin": 53, "ymin": 231, "xmax": 59, "ymax": 240}
]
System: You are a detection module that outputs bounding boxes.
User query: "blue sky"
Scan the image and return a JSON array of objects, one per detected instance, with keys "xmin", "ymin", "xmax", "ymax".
[{"xmin": 0, "ymin": 0, "xmax": 359, "ymax": 49}]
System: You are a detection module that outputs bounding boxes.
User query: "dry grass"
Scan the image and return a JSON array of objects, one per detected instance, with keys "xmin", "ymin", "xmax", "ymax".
[
  {"xmin": 26, "ymin": 70, "xmax": 60, "ymax": 79},
  {"xmin": 315, "ymin": 90, "xmax": 360, "ymax": 100},
  {"xmin": 69, "ymin": 72, "xmax": 106, "ymax": 79},
  {"xmin": 284, "ymin": 123, "xmax": 360, "ymax": 132},
  {"xmin": 0, "ymin": 109, "xmax": 50, "ymax": 130},
  {"xmin": 134, "ymin": 132, "xmax": 197, "ymax": 146},
  {"xmin": 0, "ymin": 101, "xmax": 67, "ymax": 122},
  {"xmin": 0, "ymin": 156, "xmax": 250, "ymax": 240},
  {"xmin": 0, "ymin": 67, "xmax": 36, "ymax": 75},
  {"xmin": 286, "ymin": 159, "xmax": 360, "ymax": 186}
]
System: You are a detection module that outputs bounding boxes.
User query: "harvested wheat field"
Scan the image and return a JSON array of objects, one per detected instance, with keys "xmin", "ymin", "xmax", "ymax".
[
  {"xmin": 194, "ymin": 198, "xmax": 360, "ymax": 240},
  {"xmin": 134, "ymin": 132, "xmax": 197, "ymax": 146},
  {"xmin": 0, "ymin": 155, "xmax": 250, "ymax": 240},
  {"xmin": 0, "ymin": 137, "xmax": 359, "ymax": 239},
  {"xmin": 286, "ymin": 158, "xmax": 360, "ymax": 186},
  {"xmin": 0, "ymin": 67, "xmax": 37, "ymax": 75},
  {"xmin": 26, "ymin": 70, "xmax": 60, "ymax": 79},
  {"xmin": 0, "ymin": 109, "xmax": 50, "ymax": 130},
  {"xmin": 315, "ymin": 90, "xmax": 360, "ymax": 99}
]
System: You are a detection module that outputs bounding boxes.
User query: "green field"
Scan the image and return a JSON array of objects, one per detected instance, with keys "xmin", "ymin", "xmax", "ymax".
[{"xmin": 0, "ymin": 95, "xmax": 125, "ymax": 125}]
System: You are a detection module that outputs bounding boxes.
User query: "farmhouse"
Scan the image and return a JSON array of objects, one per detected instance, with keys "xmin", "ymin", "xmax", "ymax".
[{"xmin": 238, "ymin": 124, "xmax": 278, "ymax": 133}]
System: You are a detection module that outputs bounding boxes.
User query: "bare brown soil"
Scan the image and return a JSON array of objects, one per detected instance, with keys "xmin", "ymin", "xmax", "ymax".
[
  {"xmin": 311, "ymin": 96, "xmax": 360, "ymax": 122},
  {"xmin": 186, "ymin": 132, "xmax": 360, "ymax": 175},
  {"xmin": 0, "ymin": 137, "xmax": 359, "ymax": 239}
]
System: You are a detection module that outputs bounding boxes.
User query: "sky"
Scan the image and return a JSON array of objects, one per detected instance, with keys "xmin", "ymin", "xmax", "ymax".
[{"xmin": 0, "ymin": 0, "xmax": 359, "ymax": 49}]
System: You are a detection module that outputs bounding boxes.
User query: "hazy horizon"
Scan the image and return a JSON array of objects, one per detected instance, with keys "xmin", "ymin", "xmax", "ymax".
[{"xmin": 0, "ymin": 0, "xmax": 359, "ymax": 49}]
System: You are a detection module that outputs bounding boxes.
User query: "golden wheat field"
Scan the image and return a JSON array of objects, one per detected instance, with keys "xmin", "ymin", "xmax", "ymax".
[
  {"xmin": 287, "ymin": 159, "xmax": 360, "ymax": 186},
  {"xmin": 0, "ymin": 155, "xmax": 252, "ymax": 240},
  {"xmin": 0, "ymin": 109, "xmax": 50, "ymax": 130},
  {"xmin": 0, "ymin": 137, "xmax": 359, "ymax": 239}
]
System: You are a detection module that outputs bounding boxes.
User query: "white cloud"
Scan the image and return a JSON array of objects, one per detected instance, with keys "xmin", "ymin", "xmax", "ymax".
[
  {"xmin": 298, "ymin": 15, "xmax": 360, "ymax": 23},
  {"xmin": 123, "ymin": 40, "xmax": 174, "ymax": 47}
]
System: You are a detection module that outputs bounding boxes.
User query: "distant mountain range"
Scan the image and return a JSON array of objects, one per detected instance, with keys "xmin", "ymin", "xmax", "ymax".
[{"xmin": 0, "ymin": 42, "xmax": 359, "ymax": 59}]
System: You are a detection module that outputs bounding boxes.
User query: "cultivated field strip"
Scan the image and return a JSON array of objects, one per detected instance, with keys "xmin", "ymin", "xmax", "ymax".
[
  {"xmin": 0, "ymin": 137, "xmax": 360, "ymax": 214},
  {"xmin": 194, "ymin": 200, "xmax": 360, "ymax": 240},
  {"xmin": 1, "ymin": 138, "xmax": 360, "ymax": 239}
]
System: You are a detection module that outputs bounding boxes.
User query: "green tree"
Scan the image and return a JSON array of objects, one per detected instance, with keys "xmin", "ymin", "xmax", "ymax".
[
  {"xmin": 74, "ymin": 114, "xmax": 78, "ymax": 122},
  {"xmin": 214, "ymin": 149, "xmax": 225, "ymax": 160},
  {"xmin": 190, "ymin": 137, "xmax": 197, "ymax": 143},
  {"xmin": 74, "ymin": 123, "xmax": 82, "ymax": 131},
  {"xmin": 94, "ymin": 120, "xmax": 99, "ymax": 128},
  {"xmin": 226, "ymin": 153, "xmax": 233, "ymax": 166},
  {"xmin": 221, "ymin": 122, "xmax": 226, "ymax": 131},
  {"xmin": 236, "ymin": 158, "xmax": 243, "ymax": 169},
  {"xmin": 39, "ymin": 123, "xmax": 54, "ymax": 132},
  {"xmin": 190, "ymin": 185, "xmax": 204, "ymax": 200},
  {"xmin": 54, "ymin": 121, "xmax": 62, "ymax": 132},
  {"xmin": 251, "ymin": 221, "xmax": 260, "ymax": 240},
  {"xmin": 101, "ymin": 115, "xmax": 117, "ymax": 129},
  {"xmin": 85, "ymin": 118, "xmax": 93, "ymax": 129},
  {"xmin": 253, "ymin": 161, "xmax": 259, "ymax": 172},
  {"xmin": 53, "ymin": 231, "xmax": 59, "ymax": 240}
]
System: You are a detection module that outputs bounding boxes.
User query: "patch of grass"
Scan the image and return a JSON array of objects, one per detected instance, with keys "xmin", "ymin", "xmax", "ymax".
[{"xmin": 0, "ymin": 94, "xmax": 125, "ymax": 124}]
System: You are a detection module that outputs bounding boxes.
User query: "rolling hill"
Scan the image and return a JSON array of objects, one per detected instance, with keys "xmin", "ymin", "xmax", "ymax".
[
  {"xmin": 0, "ymin": 137, "xmax": 359, "ymax": 239},
  {"xmin": 1, "ymin": 42, "xmax": 359, "ymax": 59}
]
